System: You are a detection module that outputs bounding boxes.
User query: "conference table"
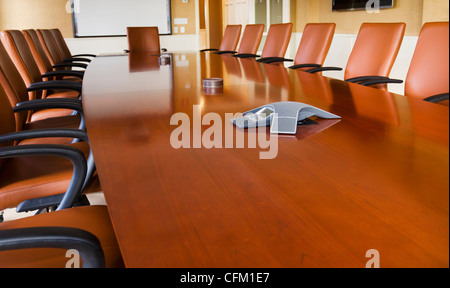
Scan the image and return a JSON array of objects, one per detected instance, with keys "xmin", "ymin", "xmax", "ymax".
[{"xmin": 82, "ymin": 51, "xmax": 449, "ymax": 268}]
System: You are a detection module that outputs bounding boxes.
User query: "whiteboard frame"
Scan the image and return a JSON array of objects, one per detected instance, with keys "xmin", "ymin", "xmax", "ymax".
[{"xmin": 72, "ymin": 0, "xmax": 172, "ymax": 38}]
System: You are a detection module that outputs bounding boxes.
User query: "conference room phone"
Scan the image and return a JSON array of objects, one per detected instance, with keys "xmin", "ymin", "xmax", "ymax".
[{"xmin": 231, "ymin": 101, "xmax": 341, "ymax": 135}]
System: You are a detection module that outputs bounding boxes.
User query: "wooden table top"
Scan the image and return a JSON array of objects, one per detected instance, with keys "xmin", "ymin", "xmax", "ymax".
[{"xmin": 82, "ymin": 52, "xmax": 449, "ymax": 268}]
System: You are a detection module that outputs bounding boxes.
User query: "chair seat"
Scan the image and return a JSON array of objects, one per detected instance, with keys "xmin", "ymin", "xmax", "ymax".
[
  {"xmin": 24, "ymin": 115, "xmax": 81, "ymax": 139},
  {"xmin": 62, "ymin": 76, "xmax": 83, "ymax": 83},
  {"xmin": 29, "ymin": 108, "xmax": 77, "ymax": 123},
  {"xmin": 0, "ymin": 205, "xmax": 124, "ymax": 268},
  {"xmin": 0, "ymin": 142, "xmax": 96, "ymax": 210},
  {"xmin": 47, "ymin": 90, "xmax": 80, "ymax": 99},
  {"xmin": 29, "ymin": 90, "xmax": 80, "ymax": 122},
  {"xmin": 22, "ymin": 114, "xmax": 82, "ymax": 145}
]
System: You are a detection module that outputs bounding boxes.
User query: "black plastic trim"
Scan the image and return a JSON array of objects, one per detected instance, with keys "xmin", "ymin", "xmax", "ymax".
[
  {"xmin": 424, "ymin": 93, "xmax": 449, "ymax": 104},
  {"xmin": 289, "ymin": 64, "xmax": 322, "ymax": 70},
  {"xmin": 256, "ymin": 57, "xmax": 293, "ymax": 63},
  {"xmin": 200, "ymin": 48, "xmax": 219, "ymax": 52},
  {"xmin": 28, "ymin": 81, "xmax": 82, "ymax": 93},
  {"xmin": 233, "ymin": 53, "xmax": 260, "ymax": 58},
  {"xmin": 307, "ymin": 66, "xmax": 343, "ymax": 73},
  {"xmin": 42, "ymin": 71, "xmax": 84, "ymax": 80},
  {"xmin": 0, "ymin": 227, "xmax": 105, "ymax": 268},
  {"xmin": 213, "ymin": 51, "xmax": 238, "ymax": 55}
]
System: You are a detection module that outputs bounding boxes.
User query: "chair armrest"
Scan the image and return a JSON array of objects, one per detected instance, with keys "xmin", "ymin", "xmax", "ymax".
[
  {"xmin": 28, "ymin": 81, "xmax": 82, "ymax": 93},
  {"xmin": 213, "ymin": 51, "xmax": 237, "ymax": 55},
  {"xmin": 256, "ymin": 57, "xmax": 294, "ymax": 64},
  {"xmin": 42, "ymin": 71, "xmax": 84, "ymax": 80},
  {"xmin": 289, "ymin": 64, "xmax": 322, "ymax": 70},
  {"xmin": 0, "ymin": 227, "xmax": 105, "ymax": 268},
  {"xmin": 424, "ymin": 93, "xmax": 449, "ymax": 104},
  {"xmin": 53, "ymin": 62, "xmax": 87, "ymax": 69},
  {"xmin": 200, "ymin": 48, "xmax": 219, "ymax": 52},
  {"xmin": 233, "ymin": 53, "xmax": 260, "ymax": 58},
  {"xmin": 0, "ymin": 144, "xmax": 87, "ymax": 211},
  {"xmin": 306, "ymin": 66, "xmax": 343, "ymax": 73},
  {"xmin": 346, "ymin": 76, "xmax": 390, "ymax": 83},
  {"xmin": 14, "ymin": 99, "xmax": 83, "ymax": 114},
  {"xmin": 72, "ymin": 54, "xmax": 96, "ymax": 58},
  {"xmin": 0, "ymin": 129, "xmax": 88, "ymax": 144},
  {"xmin": 18, "ymin": 98, "xmax": 82, "ymax": 105},
  {"xmin": 14, "ymin": 99, "xmax": 85, "ymax": 131},
  {"xmin": 0, "ymin": 127, "xmax": 96, "ymax": 207},
  {"xmin": 63, "ymin": 57, "xmax": 92, "ymax": 63},
  {"xmin": 359, "ymin": 78, "xmax": 404, "ymax": 86}
]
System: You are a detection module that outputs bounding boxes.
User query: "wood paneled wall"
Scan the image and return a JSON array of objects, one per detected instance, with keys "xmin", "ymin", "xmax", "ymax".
[{"xmin": 294, "ymin": 0, "xmax": 448, "ymax": 36}]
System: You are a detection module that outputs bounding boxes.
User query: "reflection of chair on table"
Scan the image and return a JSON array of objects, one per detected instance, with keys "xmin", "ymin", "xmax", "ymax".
[
  {"xmin": 239, "ymin": 58, "xmax": 265, "ymax": 84},
  {"xmin": 264, "ymin": 63, "xmax": 290, "ymax": 90},
  {"xmin": 221, "ymin": 55, "xmax": 242, "ymax": 78},
  {"xmin": 129, "ymin": 53, "xmax": 161, "ymax": 73},
  {"xmin": 349, "ymin": 82, "xmax": 400, "ymax": 126},
  {"xmin": 293, "ymin": 70, "xmax": 335, "ymax": 105}
]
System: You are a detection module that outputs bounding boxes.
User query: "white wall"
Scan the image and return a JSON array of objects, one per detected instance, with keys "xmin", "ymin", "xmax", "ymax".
[{"xmin": 65, "ymin": 34, "xmax": 200, "ymax": 55}]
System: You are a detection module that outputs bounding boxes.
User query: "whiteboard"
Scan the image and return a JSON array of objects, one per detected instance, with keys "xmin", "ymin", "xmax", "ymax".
[{"xmin": 72, "ymin": 0, "xmax": 172, "ymax": 37}]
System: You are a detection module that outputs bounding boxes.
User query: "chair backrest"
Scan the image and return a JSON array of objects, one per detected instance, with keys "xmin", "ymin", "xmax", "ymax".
[
  {"xmin": 261, "ymin": 23, "xmax": 293, "ymax": 58},
  {"xmin": 37, "ymin": 29, "xmax": 65, "ymax": 66},
  {"xmin": 219, "ymin": 25, "xmax": 242, "ymax": 52},
  {"xmin": 50, "ymin": 29, "xmax": 72, "ymax": 59},
  {"xmin": 0, "ymin": 80, "xmax": 16, "ymax": 170},
  {"xmin": 127, "ymin": 27, "xmax": 161, "ymax": 52},
  {"xmin": 0, "ymin": 30, "xmax": 45, "ymax": 100},
  {"xmin": 0, "ymin": 40, "xmax": 33, "ymax": 130},
  {"xmin": 294, "ymin": 23, "xmax": 336, "ymax": 66},
  {"xmin": 0, "ymin": 79, "xmax": 16, "ymax": 139},
  {"xmin": 22, "ymin": 30, "xmax": 54, "ymax": 75},
  {"xmin": 344, "ymin": 23, "xmax": 406, "ymax": 80},
  {"xmin": 237, "ymin": 24, "xmax": 264, "ymax": 55},
  {"xmin": 405, "ymin": 22, "xmax": 449, "ymax": 100}
]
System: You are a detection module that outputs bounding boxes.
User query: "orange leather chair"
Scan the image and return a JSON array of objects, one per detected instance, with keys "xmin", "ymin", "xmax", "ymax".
[
  {"xmin": 1, "ymin": 30, "xmax": 82, "ymax": 107},
  {"xmin": 37, "ymin": 29, "xmax": 88, "ymax": 71},
  {"xmin": 288, "ymin": 23, "xmax": 336, "ymax": 71},
  {"xmin": 200, "ymin": 25, "xmax": 242, "ymax": 54},
  {"xmin": 355, "ymin": 22, "xmax": 449, "ymax": 105},
  {"xmin": 0, "ymin": 83, "xmax": 98, "ymax": 217},
  {"xmin": 22, "ymin": 29, "xmax": 82, "ymax": 82},
  {"xmin": 235, "ymin": 24, "xmax": 265, "ymax": 55},
  {"xmin": 309, "ymin": 23, "xmax": 406, "ymax": 90},
  {"xmin": 0, "ymin": 205, "xmax": 124, "ymax": 268},
  {"xmin": 235, "ymin": 23, "xmax": 293, "ymax": 64},
  {"xmin": 356, "ymin": 22, "xmax": 449, "ymax": 106},
  {"xmin": 49, "ymin": 28, "xmax": 96, "ymax": 63},
  {"xmin": 0, "ymin": 38, "xmax": 83, "ymax": 128},
  {"xmin": 126, "ymin": 27, "xmax": 163, "ymax": 53},
  {"xmin": 407, "ymin": 22, "xmax": 449, "ymax": 105}
]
